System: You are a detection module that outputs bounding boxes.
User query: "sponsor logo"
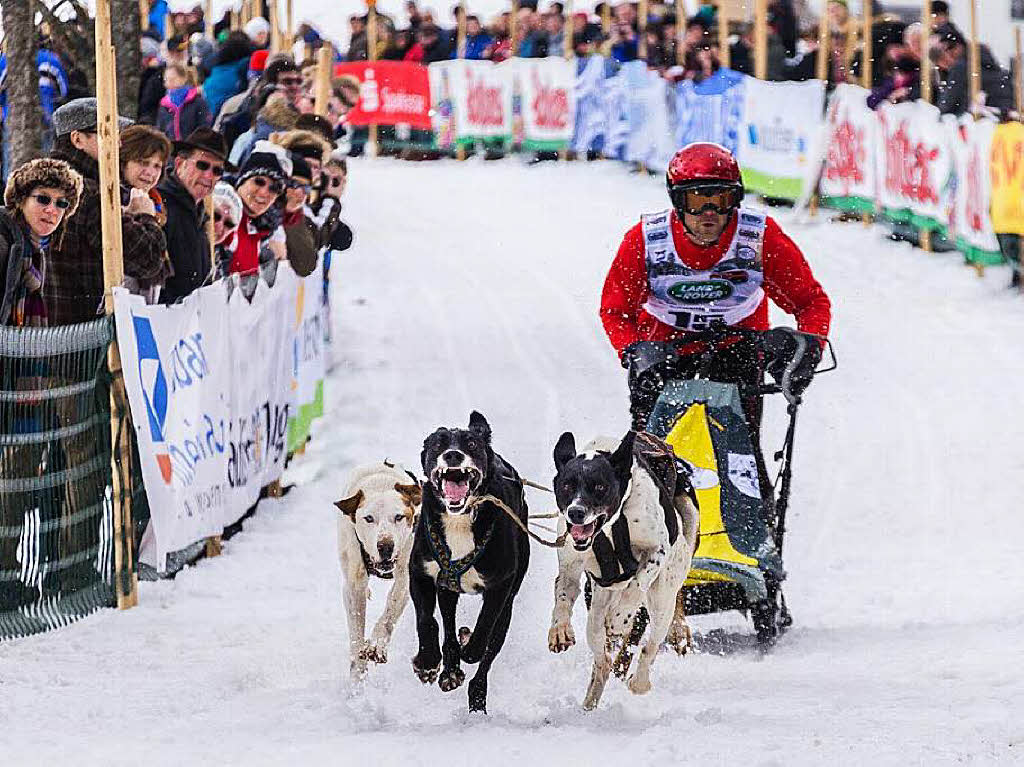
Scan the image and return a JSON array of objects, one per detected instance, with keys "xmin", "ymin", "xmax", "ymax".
[
  {"xmin": 647, "ymin": 230, "xmax": 668, "ymax": 242},
  {"xmin": 740, "ymin": 213, "xmax": 760, "ymax": 224},
  {"xmin": 132, "ymin": 314, "xmax": 172, "ymax": 484},
  {"xmin": 736, "ymin": 245, "xmax": 758, "ymax": 262},
  {"xmin": 667, "ymin": 280, "xmax": 734, "ymax": 303},
  {"xmin": 648, "ymin": 214, "xmax": 667, "ymax": 225},
  {"xmin": 738, "ymin": 228, "xmax": 760, "ymax": 239}
]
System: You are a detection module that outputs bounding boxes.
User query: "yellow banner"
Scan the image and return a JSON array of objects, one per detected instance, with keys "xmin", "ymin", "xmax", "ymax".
[{"xmin": 990, "ymin": 122, "xmax": 1024, "ymax": 235}]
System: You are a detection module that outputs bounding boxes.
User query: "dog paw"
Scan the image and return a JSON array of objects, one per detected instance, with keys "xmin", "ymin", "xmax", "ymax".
[
  {"xmin": 460, "ymin": 640, "xmax": 485, "ymax": 665},
  {"xmin": 412, "ymin": 653, "xmax": 441, "ymax": 684},
  {"xmin": 627, "ymin": 670, "xmax": 652, "ymax": 696},
  {"xmin": 349, "ymin": 658, "xmax": 368, "ymax": 684},
  {"xmin": 665, "ymin": 621, "xmax": 693, "ymax": 656},
  {"xmin": 362, "ymin": 637, "xmax": 389, "ymax": 665},
  {"xmin": 438, "ymin": 666, "xmax": 466, "ymax": 692},
  {"xmin": 548, "ymin": 623, "xmax": 576, "ymax": 653}
]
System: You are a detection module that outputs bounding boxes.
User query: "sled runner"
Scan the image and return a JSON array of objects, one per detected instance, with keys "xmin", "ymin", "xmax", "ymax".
[{"xmin": 636, "ymin": 326, "xmax": 836, "ymax": 650}]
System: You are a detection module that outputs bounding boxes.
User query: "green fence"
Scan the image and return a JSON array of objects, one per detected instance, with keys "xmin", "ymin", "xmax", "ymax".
[{"xmin": 0, "ymin": 317, "xmax": 136, "ymax": 640}]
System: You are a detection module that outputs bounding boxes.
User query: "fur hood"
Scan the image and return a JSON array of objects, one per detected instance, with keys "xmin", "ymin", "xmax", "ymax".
[
  {"xmin": 257, "ymin": 92, "xmax": 299, "ymax": 132},
  {"xmin": 4, "ymin": 158, "xmax": 83, "ymax": 218},
  {"xmin": 273, "ymin": 129, "xmax": 332, "ymax": 162}
]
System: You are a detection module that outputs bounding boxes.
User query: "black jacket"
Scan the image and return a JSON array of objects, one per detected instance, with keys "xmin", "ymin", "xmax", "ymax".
[
  {"xmin": 138, "ymin": 64, "xmax": 166, "ymax": 126},
  {"xmin": 158, "ymin": 173, "xmax": 210, "ymax": 305},
  {"xmin": 939, "ymin": 46, "xmax": 1014, "ymax": 116}
]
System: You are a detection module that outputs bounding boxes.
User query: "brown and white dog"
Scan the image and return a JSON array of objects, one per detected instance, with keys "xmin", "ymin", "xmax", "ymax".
[{"xmin": 335, "ymin": 462, "xmax": 422, "ymax": 683}]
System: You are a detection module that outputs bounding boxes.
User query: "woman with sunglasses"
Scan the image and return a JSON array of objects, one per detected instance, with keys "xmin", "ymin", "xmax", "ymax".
[
  {"xmin": 228, "ymin": 140, "xmax": 291, "ymax": 277},
  {"xmin": 600, "ymin": 141, "xmax": 831, "ymax": 431},
  {"xmin": 0, "ymin": 159, "xmax": 83, "ymax": 611}
]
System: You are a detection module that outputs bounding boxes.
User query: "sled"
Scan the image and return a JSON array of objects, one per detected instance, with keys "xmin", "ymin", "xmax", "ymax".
[{"xmin": 642, "ymin": 328, "xmax": 836, "ymax": 650}]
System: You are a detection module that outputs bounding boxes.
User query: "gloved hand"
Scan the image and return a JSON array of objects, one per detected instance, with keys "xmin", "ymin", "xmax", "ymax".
[
  {"xmin": 621, "ymin": 340, "xmax": 673, "ymax": 372},
  {"xmin": 763, "ymin": 328, "xmax": 822, "ymax": 398}
]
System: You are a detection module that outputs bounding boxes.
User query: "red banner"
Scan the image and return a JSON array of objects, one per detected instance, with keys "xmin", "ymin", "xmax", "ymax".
[{"xmin": 334, "ymin": 61, "xmax": 432, "ymax": 130}]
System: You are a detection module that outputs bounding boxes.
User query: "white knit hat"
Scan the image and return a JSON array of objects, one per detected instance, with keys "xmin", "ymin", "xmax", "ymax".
[
  {"xmin": 212, "ymin": 182, "xmax": 243, "ymax": 227},
  {"xmin": 244, "ymin": 17, "xmax": 271, "ymax": 40}
]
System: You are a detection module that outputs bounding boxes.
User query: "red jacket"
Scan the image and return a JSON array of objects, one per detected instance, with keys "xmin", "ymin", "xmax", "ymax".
[{"xmin": 600, "ymin": 210, "xmax": 831, "ymax": 357}]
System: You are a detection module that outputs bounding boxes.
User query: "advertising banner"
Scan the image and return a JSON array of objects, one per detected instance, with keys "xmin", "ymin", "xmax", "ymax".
[
  {"xmin": 990, "ymin": 121, "xmax": 1024, "ymax": 235},
  {"xmin": 673, "ymin": 67, "xmax": 746, "ymax": 155},
  {"xmin": 515, "ymin": 57, "xmax": 575, "ymax": 151},
  {"xmin": 738, "ymin": 77, "xmax": 825, "ymax": 201},
  {"xmin": 950, "ymin": 117, "xmax": 1003, "ymax": 264},
  {"xmin": 819, "ymin": 83, "xmax": 878, "ymax": 212},
  {"xmin": 334, "ymin": 61, "xmax": 432, "ymax": 130},
  {"xmin": 428, "ymin": 59, "xmax": 513, "ymax": 145}
]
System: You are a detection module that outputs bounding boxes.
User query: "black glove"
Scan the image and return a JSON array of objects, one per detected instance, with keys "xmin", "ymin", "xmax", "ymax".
[
  {"xmin": 763, "ymin": 328, "xmax": 822, "ymax": 398},
  {"xmin": 621, "ymin": 340, "xmax": 673, "ymax": 372}
]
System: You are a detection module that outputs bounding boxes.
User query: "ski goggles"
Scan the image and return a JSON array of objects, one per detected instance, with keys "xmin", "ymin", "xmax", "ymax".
[{"xmin": 669, "ymin": 184, "xmax": 742, "ymax": 216}]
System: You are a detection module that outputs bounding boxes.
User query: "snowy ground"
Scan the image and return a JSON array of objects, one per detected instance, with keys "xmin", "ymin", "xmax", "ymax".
[{"xmin": 3, "ymin": 158, "xmax": 1023, "ymax": 765}]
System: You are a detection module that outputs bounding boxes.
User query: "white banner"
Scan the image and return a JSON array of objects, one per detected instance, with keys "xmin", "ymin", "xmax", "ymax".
[
  {"xmin": 444, "ymin": 59, "xmax": 513, "ymax": 143},
  {"xmin": 286, "ymin": 260, "xmax": 328, "ymax": 451},
  {"xmin": 515, "ymin": 57, "xmax": 575, "ymax": 151},
  {"xmin": 819, "ymin": 83, "xmax": 878, "ymax": 209},
  {"xmin": 738, "ymin": 77, "xmax": 825, "ymax": 201},
  {"xmin": 876, "ymin": 100, "xmax": 955, "ymax": 228},
  {"xmin": 950, "ymin": 116, "xmax": 1002, "ymax": 260},
  {"xmin": 114, "ymin": 263, "xmax": 322, "ymax": 570},
  {"xmin": 622, "ymin": 61, "xmax": 674, "ymax": 173}
]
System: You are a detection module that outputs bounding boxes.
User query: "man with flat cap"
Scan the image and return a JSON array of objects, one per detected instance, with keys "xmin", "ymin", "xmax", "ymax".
[
  {"xmin": 46, "ymin": 96, "xmax": 167, "ymax": 325},
  {"xmin": 159, "ymin": 126, "xmax": 230, "ymax": 304}
]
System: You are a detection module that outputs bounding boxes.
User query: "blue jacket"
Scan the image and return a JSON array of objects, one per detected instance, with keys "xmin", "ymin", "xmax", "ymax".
[
  {"xmin": 464, "ymin": 33, "xmax": 493, "ymax": 60},
  {"xmin": 149, "ymin": 0, "xmax": 170, "ymax": 40},
  {"xmin": 204, "ymin": 58, "xmax": 250, "ymax": 119},
  {"xmin": 0, "ymin": 49, "xmax": 69, "ymax": 127}
]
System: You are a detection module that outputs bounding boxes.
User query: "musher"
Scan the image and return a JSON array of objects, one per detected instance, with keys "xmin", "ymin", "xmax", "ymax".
[{"xmin": 600, "ymin": 142, "xmax": 832, "ymax": 502}]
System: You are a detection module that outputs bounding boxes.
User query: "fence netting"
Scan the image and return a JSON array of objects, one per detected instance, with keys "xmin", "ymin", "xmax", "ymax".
[{"xmin": 0, "ymin": 317, "xmax": 140, "ymax": 640}]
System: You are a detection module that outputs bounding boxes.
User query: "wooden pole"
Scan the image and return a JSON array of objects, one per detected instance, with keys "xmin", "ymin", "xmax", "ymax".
[
  {"xmin": 638, "ymin": 0, "xmax": 648, "ymax": 62},
  {"xmin": 314, "ymin": 44, "xmax": 333, "ymax": 116},
  {"xmin": 920, "ymin": 0, "xmax": 932, "ymax": 253},
  {"xmin": 95, "ymin": 0, "xmax": 137, "ymax": 610},
  {"xmin": 754, "ymin": 0, "xmax": 768, "ymax": 79},
  {"xmin": 140, "ymin": 0, "xmax": 150, "ymax": 32},
  {"xmin": 562, "ymin": 0, "xmax": 573, "ymax": 60},
  {"xmin": 205, "ymin": 0, "xmax": 214, "ymax": 41},
  {"xmin": 1016, "ymin": 28, "xmax": 1023, "ymax": 118},
  {"xmin": 368, "ymin": 0, "xmax": 379, "ymax": 157},
  {"xmin": 510, "ymin": 0, "xmax": 520, "ymax": 57},
  {"xmin": 717, "ymin": 0, "xmax": 730, "ymax": 69},
  {"xmin": 601, "ymin": 2, "xmax": 611, "ymax": 57},
  {"xmin": 287, "ymin": 0, "xmax": 294, "ymax": 50},
  {"xmin": 269, "ymin": 0, "xmax": 280, "ymax": 53},
  {"xmin": 201, "ymin": 192, "xmax": 220, "ymax": 564},
  {"xmin": 457, "ymin": 0, "xmax": 468, "ymax": 59},
  {"xmin": 817, "ymin": 1, "xmax": 830, "ymax": 83}
]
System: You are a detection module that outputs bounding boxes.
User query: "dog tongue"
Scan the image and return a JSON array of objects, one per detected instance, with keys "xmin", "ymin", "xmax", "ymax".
[
  {"xmin": 570, "ymin": 523, "xmax": 595, "ymax": 543},
  {"xmin": 443, "ymin": 478, "xmax": 470, "ymax": 504}
]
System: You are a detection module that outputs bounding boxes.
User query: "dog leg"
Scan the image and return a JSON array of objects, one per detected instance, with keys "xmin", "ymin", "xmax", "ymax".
[
  {"xmin": 628, "ymin": 574, "xmax": 678, "ymax": 696},
  {"xmin": 343, "ymin": 568, "xmax": 370, "ymax": 683},
  {"xmin": 437, "ymin": 588, "xmax": 466, "ymax": 693},
  {"xmin": 466, "ymin": 598, "xmax": 516, "ymax": 714},
  {"xmin": 548, "ymin": 545, "xmax": 584, "ymax": 653},
  {"xmin": 582, "ymin": 587, "xmax": 615, "ymax": 711},
  {"xmin": 410, "ymin": 571, "xmax": 441, "ymax": 684},
  {"xmin": 665, "ymin": 587, "xmax": 693, "ymax": 656},
  {"xmin": 461, "ymin": 583, "xmax": 514, "ymax": 665},
  {"xmin": 366, "ymin": 563, "xmax": 411, "ymax": 665}
]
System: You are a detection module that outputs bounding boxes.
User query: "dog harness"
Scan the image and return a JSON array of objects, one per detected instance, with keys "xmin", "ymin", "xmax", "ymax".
[
  {"xmin": 589, "ymin": 432, "xmax": 695, "ymax": 588},
  {"xmin": 359, "ymin": 543, "xmax": 394, "ymax": 580},
  {"xmin": 641, "ymin": 208, "xmax": 767, "ymax": 332},
  {"xmin": 425, "ymin": 510, "xmax": 495, "ymax": 593}
]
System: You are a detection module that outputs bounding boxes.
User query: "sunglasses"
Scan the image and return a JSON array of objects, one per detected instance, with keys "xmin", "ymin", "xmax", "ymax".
[
  {"xmin": 214, "ymin": 211, "xmax": 237, "ymax": 229},
  {"xmin": 30, "ymin": 193, "xmax": 71, "ymax": 210},
  {"xmin": 288, "ymin": 180, "xmax": 311, "ymax": 193},
  {"xmin": 193, "ymin": 159, "xmax": 225, "ymax": 177},
  {"xmin": 669, "ymin": 185, "xmax": 741, "ymax": 216},
  {"xmin": 250, "ymin": 176, "xmax": 285, "ymax": 195}
]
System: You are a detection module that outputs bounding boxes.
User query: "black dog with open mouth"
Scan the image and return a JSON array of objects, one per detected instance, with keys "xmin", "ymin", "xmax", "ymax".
[{"xmin": 409, "ymin": 411, "xmax": 530, "ymax": 713}]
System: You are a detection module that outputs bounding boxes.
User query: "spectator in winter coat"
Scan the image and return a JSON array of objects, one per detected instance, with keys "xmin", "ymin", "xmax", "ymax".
[
  {"xmin": 0, "ymin": 46, "xmax": 69, "ymax": 133},
  {"xmin": 867, "ymin": 55, "xmax": 921, "ymax": 109},
  {"xmin": 0, "ymin": 158, "xmax": 82, "ymax": 327},
  {"xmin": 281, "ymin": 154, "xmax": 318, "ymax": 277},
  {"xmin": 157, "ymin": 64, "xmax": 212, "ymax": 142},
  {"xmin": 158, "ymin": 127, "xmax": 229, "ymax": 304},
  {"xmin": 230, "ymin": 140, "xmax": 291, "ymax": 276},
  {"xmin": 404, "ymin": 25, "xmax": 451, "ymax": 64},
  {"xmin": 211, "ymin": 181, "xmax": 243, "ymax": 277},
  {"xmin": 274, "ymin": 128, "xmax": 331, "ymax": 191},
  {"xmin": 310, "ymin": 154, "xmax": 354, "ymax": 254},
  {"xmin": 229, "ymin": 91, "xmax": 300, "ymax": 170},
  {"xmin": 347, "ymin": 16, "xmax": 370, "ymax": 61},
  {"xmin": 203, "ymin": 32, "xmax": 254, "ymax": 119},
  {"xmin": 119, "ymin": 125, "xmax": 173, "ymax": 302},
  {"xmin": 462, "ymin": 16, "xmax": 494, "ymax": 59},
  {"xmin": 244, "ymin": 17, "xmax": 272, "ymax": 50},
  {"xmin": 137, "ymin": 36, "xmax": 166, "ymax": 125},
  {"xmin": 220, "ymin": 59, "xmax": 302, "ymax": 151},
  {"xmin": 46, "ymin": 98, "xmax": 167, "ymax": 325},
  {"xmin": 935, "ymin": 24, "xmax": 1014, "ymax": 116}
]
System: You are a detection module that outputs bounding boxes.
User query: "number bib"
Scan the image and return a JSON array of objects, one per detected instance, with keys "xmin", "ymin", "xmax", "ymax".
[{"xmin": 641, "ymin": 209, "xmax": 766, "ymax": 332}]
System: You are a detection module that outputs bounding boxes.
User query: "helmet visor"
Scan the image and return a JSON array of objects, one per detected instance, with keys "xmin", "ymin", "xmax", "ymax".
[{"xmin": 669, "ymin": 184, "xmax": 741, "ymax": 216}]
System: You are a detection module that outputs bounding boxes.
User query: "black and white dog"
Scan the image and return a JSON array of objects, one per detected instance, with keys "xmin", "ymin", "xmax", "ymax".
[
  {"xmin": 548, "ymin": 431, "xmax": 699, "ymax": 710},
  {"xmin": 409, "ymin": 411, "xmax": 530, "ymax": 713}
]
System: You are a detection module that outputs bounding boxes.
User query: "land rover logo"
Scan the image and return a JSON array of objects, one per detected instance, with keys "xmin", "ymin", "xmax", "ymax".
[{"xmin": 668, "ymin": 280, "xmax": 734, "ymax": 303}]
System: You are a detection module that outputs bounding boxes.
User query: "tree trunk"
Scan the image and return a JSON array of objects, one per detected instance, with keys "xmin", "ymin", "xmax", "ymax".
[
  {"xmin": 111, "ymin": 0, "xmax": 143, "ymax": 120},
  {"xmin": 1, "ymin": 0, "xmax": 43, "ymax": 170}
]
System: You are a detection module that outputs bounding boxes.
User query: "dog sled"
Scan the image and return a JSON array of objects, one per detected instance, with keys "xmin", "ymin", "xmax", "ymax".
[{"xmin": 637, "ymin": 326, "xmax": 837, "ymax": 650}]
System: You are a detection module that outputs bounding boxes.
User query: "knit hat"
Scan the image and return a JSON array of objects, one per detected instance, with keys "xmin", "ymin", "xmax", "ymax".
[
  {"xmin": 249, "ymin": 48, "xmax": 270, "ymax": 76},
  {"xmin": 4, "ymin": 158, "xmax": 84, "ymax": 218},
  {"xmin": 236, "ymin": 140, "xmax": 292, "ymax": 187},
  {"xmin": 276, "ymin": 129, "xmax": 332, "ymax": 163},
  {"xmin": 212, "ymin": 181, "xmax": 243, "ymax": 226},
  {"xmin": 141, "ymin": 36, "xmax": 161, "ymax": 62},
  {"xmin": 289, "ymin": 153, "xmax": 312, "ymax": 183},
  {"xmin": 245, "ymin": 16, "xmax": 271, "ymax": 41},
  {"xmin": 294, "ymin": 114, "xmax": 335, "ymax": 144},
  {"xmin": 52, "ymin": 97, "xmax": 133, "ymax": 137}
]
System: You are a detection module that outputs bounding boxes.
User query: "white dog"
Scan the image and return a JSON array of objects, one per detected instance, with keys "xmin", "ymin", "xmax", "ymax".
[
  {"xmin": 335, "ymin": 462, "xmax": 422, "ymax": 682},
  {"xmin": 547, "ymin": 432, "xmax": 699, "ymax": 710}
]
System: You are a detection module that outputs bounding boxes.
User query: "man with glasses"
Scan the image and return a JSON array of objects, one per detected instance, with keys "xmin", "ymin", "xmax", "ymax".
[
  {"xmin": 600, "ymin": 142, "xmax": 831, "ymax": 432},
  {"xmin": 159, "ymin": 127, "xmax": 230, "ymax": 304}
]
